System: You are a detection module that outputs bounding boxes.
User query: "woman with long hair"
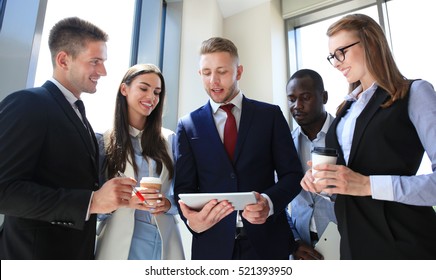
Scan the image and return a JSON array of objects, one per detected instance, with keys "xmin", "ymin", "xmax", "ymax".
[
  {"xmin": 301, "ymin": 14, "xmax": 436, "ymax": 259},
  {"xmin": 95, "ymin": 64, "xmax": 184, "ymax": 260}
]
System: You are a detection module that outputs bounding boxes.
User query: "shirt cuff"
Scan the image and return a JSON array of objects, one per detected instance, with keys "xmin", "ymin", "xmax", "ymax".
[
  {"xmin": 261, "ymin": 193, "xmax": 274, "ymax": 216},
  {"xmin": 85, "ymin": 191, "xmax": 94, "ymax": 221},
  {"xmin": 370, "ymin": 175, "xmax": 394, "ymax": 201}
]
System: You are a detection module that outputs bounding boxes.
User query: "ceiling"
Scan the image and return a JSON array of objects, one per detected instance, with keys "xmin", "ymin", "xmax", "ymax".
[{"xmin": 217, "ymin": 0, "xmax": 272, "ymax": 18}]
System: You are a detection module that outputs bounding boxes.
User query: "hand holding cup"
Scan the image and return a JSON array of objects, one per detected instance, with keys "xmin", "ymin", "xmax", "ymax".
[
  {"xmin": 139, "ymin": 177, "xmax": 163, "ymax": 207},
  {"xmin": 311, "ymin": 147, "xmax": 338, "ymax": 193}
]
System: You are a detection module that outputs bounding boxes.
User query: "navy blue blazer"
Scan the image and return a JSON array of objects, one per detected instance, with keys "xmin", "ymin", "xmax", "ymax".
[
  {"xmin": 175, "ymin": 96, "xmax": 303, "ymax": 259},
  {"xmin": 0, "ymin": 81, "xmax": 99, "ymax": 259}
]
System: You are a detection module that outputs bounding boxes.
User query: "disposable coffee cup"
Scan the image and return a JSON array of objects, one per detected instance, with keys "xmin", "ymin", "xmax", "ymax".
[
  {"xmin": 311, "ymin": 147, "xmax": 338, "ymax": 184},
  {"xmin": 140, "ymin": 177, "xmax": 162, "ymax": 192},
  {"xmin": 140, "ymin": 177, "xmax": 162, "ymax": 206}
]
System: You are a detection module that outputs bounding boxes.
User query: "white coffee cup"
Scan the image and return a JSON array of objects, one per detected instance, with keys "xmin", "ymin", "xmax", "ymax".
[{"xmin": 311, "ymin": 147, "xmax": 338, "ymax": 183}]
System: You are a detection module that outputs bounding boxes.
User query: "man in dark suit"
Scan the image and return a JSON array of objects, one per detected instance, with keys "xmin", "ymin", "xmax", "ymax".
[
  {"xmin": 0, "ymin": 17, "xmax": 135, "ymax": 259},
  {"xmin": 174, "ymin": 37, "xmax": 303, "ymax": 260}
]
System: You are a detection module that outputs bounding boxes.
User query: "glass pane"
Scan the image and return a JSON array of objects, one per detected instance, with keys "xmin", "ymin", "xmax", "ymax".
[
  {"xmin": 34, "ymin": 0, "xmax": 135, "ymax": 133},
  {"xmin": 386, "ymin": 0, "xmax": 435, "ymax": 175},
  {"xmin": 387, "ymin": 0, "xmax": 435, "ymax": 86}
]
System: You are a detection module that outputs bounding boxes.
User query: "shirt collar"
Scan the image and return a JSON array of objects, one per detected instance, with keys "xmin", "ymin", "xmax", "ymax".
[
  {"xmin": 320, "ymin": 113, "xmax": 333, "ymax": 134},
  {"xmin": 345, "ymin": 85, "xmax": 363, "ymax": 102},
  {"xmin": 344, "ymin": 82, "xmax": 378, "ymax": 102},
  {"xmin": 129, "ymin": 125, "xmax": 143, "ymax": 138},
  {"xmin": 209, "ymin": 90, "xmax": 243, "ymax": 114},
  {"xmin": 49, "ymin": 77, "xmax": 80, "ymax": 105},
  {"xmin": 297, "ymin": 112, "xmax": 333, "ymax": 139}
]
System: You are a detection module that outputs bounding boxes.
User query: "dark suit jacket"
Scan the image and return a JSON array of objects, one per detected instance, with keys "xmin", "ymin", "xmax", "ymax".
[
  {"xmin": 0, "ymin": 81, "xmax": 99, "ymax": 259},
  {"xmin": 326, "ymin": 84, "xmax": 436, "ymax": 259},
  {"xmin": 174, "ymin": 96, "xmax": 303, "ymax": 260}
]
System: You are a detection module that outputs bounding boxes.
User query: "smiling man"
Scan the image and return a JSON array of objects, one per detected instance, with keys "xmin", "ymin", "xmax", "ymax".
[{"xmin": 0, "ymin": 17, "xmax": 136, "ymax": 260}]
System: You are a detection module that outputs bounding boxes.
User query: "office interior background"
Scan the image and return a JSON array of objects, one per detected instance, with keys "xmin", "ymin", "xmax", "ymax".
[{"xmin": 0, "ymin": 0, "xmax": 434, "ymax": 259}]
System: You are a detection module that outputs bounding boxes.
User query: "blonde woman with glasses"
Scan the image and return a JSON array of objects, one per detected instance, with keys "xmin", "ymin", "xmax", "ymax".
[{"xmin": 301, "ymin": 13, "xmax": 436, "ymax": 260}]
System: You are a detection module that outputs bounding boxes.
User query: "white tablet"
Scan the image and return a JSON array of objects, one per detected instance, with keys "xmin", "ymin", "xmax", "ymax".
[
  {"xmin": 314, "ymin": 221, "xmax": 341, "ymax": 260},
  {"xmin": 179, "ymin": 191, "xmax": 257, "ymax": 210}
]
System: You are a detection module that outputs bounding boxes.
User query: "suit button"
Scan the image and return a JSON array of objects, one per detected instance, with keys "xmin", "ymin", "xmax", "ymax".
[
  {"xmin": 230, "ymin": 173, "xmax": 236, "ymax": 179},
  {"xmin": 309, "ymin": 203, "xmax": 314, "ymax": 208}
]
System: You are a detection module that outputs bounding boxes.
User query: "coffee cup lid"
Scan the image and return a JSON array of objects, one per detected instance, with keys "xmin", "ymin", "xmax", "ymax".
[
  {"xmin": 311, "ymin": 147, "xmax": 338, "ymax": 156},
  {"xmin": 140, "ymin": 177, "xmax": 162, "ymax": 184}
]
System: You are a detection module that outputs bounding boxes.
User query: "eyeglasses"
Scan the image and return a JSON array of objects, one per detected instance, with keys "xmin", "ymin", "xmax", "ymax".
[{"xmin": 327, "ymin": 41, "xmax": 360, "ymax": 65}]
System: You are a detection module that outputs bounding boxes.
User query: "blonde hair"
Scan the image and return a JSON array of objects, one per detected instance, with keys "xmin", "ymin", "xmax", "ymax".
[{"xmin": 200, "ymin": 37, "xmax": 239, "ymax": 64}]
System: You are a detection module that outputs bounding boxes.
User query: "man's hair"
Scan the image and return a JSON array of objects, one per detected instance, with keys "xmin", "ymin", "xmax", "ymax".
[
  {"xmin": 200, "ymin": 37, "xmax": 239, "ymax": 63},
  {"xmin": 288, "ymin": 68, "xmax": 325, "ymax": 93},
  {"xmin": 48, "ymin": 17, "xmax": 108, "ymax": 65}
]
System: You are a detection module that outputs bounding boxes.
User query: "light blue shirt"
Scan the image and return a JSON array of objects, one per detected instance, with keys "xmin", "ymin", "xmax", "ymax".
[
  {"xmin": 128, "ymin": 125, "xmax": 177, "ymax": 259},
  {"xmin": 337, "ymin": 80, "xmax": 436, "ymax": 206},
  {"xmin": 129, "ymin": 126, "xmax": 177, "ymax": 218},
  {"xmin": 289, "ymin": 113, "xmax": 337, "ymax": 240}
]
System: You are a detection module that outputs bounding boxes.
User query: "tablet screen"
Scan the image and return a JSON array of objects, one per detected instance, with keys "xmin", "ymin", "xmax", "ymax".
[{"xmin": 179, "ymin": 192, "xmax": 257, "ymax": 210}]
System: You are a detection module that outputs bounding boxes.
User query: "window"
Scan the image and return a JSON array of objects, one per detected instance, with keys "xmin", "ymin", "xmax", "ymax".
[{"xmin": 386, "ymin": 0, "xmax": 435, "ymax": 174}]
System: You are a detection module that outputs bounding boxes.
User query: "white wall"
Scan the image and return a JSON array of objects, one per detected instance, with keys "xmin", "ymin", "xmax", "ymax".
[
  {"xmin": 178, "ymin": 0, "xmax": 223, "ymax": 118},
  {"xmin": 224, "ymin": 3, "xmax": 272, "ymax": 101},
  {"xmin": 177, "ymin": 0, "xmax": 288, "ymax": 122},
  {"xmin": 224, "ymin": 0, "xmax": 288, "ymax": 121}
]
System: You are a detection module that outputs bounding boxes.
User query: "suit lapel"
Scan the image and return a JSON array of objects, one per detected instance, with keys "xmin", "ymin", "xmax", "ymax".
[
  {"xmin": 194, "ymin": 103, "xmax": 230, "ymax": 162},
  {"xmin": 43, "ymin": 81, "xmax": 98, "ymax": 172},
  {"xmin": 193, "ymin": 99, "xmax": 253, "ymax": 165},
  {"xmin": 348, "ymin": 88, "xmax": 389, "ymax": 165},
  {"xmin": 234, "ymin": 97, "xmax": 254, "ymax": 163}
]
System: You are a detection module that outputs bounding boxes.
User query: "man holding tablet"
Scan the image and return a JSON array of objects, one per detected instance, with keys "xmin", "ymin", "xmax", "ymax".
[{"xmin": 174, "ymin": 37, "xmax": 303, "ymax": 260}]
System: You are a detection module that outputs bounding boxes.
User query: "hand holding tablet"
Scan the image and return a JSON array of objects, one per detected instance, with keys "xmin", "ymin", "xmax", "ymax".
[{"xmin": 179, "ymin": 191, "xmax": 257, "ymax": 210}]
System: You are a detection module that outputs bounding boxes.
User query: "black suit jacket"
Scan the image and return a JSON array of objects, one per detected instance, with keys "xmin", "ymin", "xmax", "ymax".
[
  {"xmin": 326, "ymin": 85, "xmax": 436, "ymax": 259},
  {"xmin": 175, "ymin": 96, "xmax": 303, "ymax": 259},
  {"xmin": 0, "ymin": 81, "xmax": 99, "ymax": 259}
]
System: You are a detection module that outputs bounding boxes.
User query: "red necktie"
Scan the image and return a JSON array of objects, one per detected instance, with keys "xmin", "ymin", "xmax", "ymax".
[{"xmin": 220, "ymin": 104, "xmax": 237, "ymax": 161}]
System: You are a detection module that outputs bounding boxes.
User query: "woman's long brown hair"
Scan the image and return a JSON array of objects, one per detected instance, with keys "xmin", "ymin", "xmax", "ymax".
[{"xmin": 105, "ymin": 64, "xmax": 174, "ymax": 180}]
